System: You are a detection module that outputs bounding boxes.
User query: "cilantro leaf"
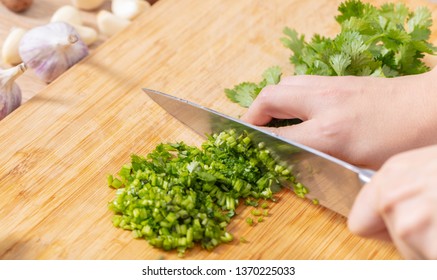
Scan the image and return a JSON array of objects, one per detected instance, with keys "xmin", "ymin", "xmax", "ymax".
[
  {"xmin": 408, "ymin": 7, "xmax": 432, "ymax": 40},
  {"xmin": 225, "ymin": 66, "xmax": 282, "ymax": 108},
  {"xmin": 330, "ymin": 53, "xmax": 351, "ymax": 76},
  {"xmin": 225, "ymin": 82, "xmax": 259, "ymax": 108},
  {"xmin": 335, "ymin": 0, "xmax": 377, "ymax": 24},
  {"xmin": 262, "ymin": 65, "xmax": 282, "ymax": 85}
]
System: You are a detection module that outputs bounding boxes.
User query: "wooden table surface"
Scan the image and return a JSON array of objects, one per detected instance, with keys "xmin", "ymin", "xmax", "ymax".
[{"xmin": 1, "ymin": 0, "xmax": 436, "ymax": 260}]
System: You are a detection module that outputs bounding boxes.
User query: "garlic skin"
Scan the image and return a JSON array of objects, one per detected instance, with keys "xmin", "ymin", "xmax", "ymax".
[
  {"xmin": 19, "ymin": 22, "xmax": 89, "ymax": 83},
  {"xmin": 0, "ymin": 63, "xmax": 26, "ymax": 121}
]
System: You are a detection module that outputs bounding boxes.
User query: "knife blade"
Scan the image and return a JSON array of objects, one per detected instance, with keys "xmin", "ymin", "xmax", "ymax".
[{"xmin": 143, "ymin": 88, "xmax": 374, "ymax": 217}]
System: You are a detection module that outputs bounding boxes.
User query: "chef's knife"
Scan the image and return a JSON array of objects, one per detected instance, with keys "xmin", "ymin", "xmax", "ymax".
[{"xmin": 143, "ymin": 88, "xmax": 374, "ymax": 217}]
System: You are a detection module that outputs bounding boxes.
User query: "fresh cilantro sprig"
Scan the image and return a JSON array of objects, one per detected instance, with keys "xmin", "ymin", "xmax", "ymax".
[
  {"xmin": 225, "ymin": 0, "xmax": 437, "ymax": 109},
  {"xmin": 282, "ymin": 0, "xmax": 437, "ymax": 77}
]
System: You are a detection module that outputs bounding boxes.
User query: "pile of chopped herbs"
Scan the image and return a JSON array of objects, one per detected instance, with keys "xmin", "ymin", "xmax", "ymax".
[
  {"xmin": 108, "ymin": 129, "xmax": 300, "ymax": 256},
  {"xmin": 225, "ymin": 0, "xmax": 437, "ymax": 109}
]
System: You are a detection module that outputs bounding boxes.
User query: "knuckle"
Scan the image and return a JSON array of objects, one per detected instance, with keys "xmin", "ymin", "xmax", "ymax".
[
  {"xmin": 312, "ymin": 114, "xmax": 352, "ymax": 147},
  {"xmin": 255, "ymin": 85, "xmax": 284, "ymax": 111},
  {"xmin": 317, "ymin": 116, "xmax": 343, "ymax": 137},
  {"xmin": 256, "ymin": 85, "xmax": 275, "ymax": 102},
  {"xmin": 250, "ymin": 86, "xmax": 273, "ymax": 111}
]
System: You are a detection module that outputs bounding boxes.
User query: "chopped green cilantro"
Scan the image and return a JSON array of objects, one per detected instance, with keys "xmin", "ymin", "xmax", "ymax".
[{"xmin": 108, "ymin": 129, "xmax": 299, "ymax": 255}]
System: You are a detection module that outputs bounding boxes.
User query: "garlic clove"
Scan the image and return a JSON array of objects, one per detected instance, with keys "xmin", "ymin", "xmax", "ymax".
[
  {"xmin": 0, "ymin": 63, "xmax": 26, "ymax": 120},
  {"xmin": 51, "ymin": 5, "xmax": 83, "ymax": 26},
  {"xmin": 51, "ymin": 6, "xmax": 98, "ymax": 46},
  {"xmin": 19, "ymin": 22, "xmax": 89, "ymax": 83},
  {"xmin": 97, "ymin": 10, "xmax": 131, "ymax": 37},
  {"xmin": 72, "ymin": 24, "xmax": 98, "ymax": 46},
  {"xmin": 112, "ymin": 0, "xmax": 151, "ymax": 20},
  {"xmin": 1, "ymin": 27, "xmax": 27, "ymax": 65},
  {"xmin": 71, "ymin": 0, "xmax": 105, "ymax": 11}
]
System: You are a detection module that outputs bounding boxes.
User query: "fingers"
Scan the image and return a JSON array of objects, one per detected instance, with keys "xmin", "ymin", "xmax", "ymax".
[
  {"xmin": 241, "ymin": 84, "xmax": 315, "ymax": 126},
  {"xmin": 260, "ymin": 120, "xmax": 334, "ymax": 154},
  {"xmin": 242, "ymin": 75, "xmax": 353, "ymax": 126},
  {"xmin": 349, "ymin": 147, "xmax": 437, "ymax": 259},
  {"xmin": 348, "ymin": 180, "xmax": 391, "ymax": 241},
  {"xmin": 279, "ymin": 75, "xmax": 337, "ymax": 86},
  {"xmin": 384, "ymin": 193, "xmax": 431, "ymax": 259}
]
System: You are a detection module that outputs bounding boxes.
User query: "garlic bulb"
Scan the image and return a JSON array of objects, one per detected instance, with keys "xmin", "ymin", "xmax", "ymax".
[
  {"xmin": 19, "ymin": 22, "xmax": 89, "ymax": 83},
  {"xmin": 0, "ymin": 63, "xmax": 26, "ymax": 121}
]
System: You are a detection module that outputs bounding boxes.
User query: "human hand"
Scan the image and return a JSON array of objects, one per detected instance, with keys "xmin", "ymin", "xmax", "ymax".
[
  {"xmin": 348, "ymin": 145, "xmax": 437, "ymax": 259},
  {"xmin": 241, "ymin": 69, "xmax": 437, "ymax": 169}
]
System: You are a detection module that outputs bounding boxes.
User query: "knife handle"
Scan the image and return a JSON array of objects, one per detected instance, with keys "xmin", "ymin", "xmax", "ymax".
[{"xmin": 358, "ymin": 168, "xmax": 375, "ymax": 185}]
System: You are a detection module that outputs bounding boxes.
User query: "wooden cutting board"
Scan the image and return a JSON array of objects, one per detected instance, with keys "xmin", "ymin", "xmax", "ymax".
[{"xmin": 1, "ymin": 0, "xmax": 436, "ymax": 260}]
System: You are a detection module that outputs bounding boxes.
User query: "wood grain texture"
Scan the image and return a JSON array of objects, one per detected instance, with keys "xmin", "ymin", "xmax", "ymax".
[{"xmin": 1, "ymin": 0, "xmax": 436, "ymax": 260}]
